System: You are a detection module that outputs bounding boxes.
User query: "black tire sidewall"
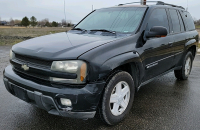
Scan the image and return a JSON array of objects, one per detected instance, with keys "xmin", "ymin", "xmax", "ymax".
[{"xmin": 102, "ymin": 72, "xmax": 135, "ymax": 125}]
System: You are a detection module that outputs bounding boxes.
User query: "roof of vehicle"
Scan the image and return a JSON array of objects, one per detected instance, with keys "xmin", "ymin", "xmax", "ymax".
[
  {"xmin": 114, "ymin": 5, "xmax": 147, "ymax": 8},
  {"xmin": 108, "ymin": 1, "xmax": 185, "ymax": 11}
]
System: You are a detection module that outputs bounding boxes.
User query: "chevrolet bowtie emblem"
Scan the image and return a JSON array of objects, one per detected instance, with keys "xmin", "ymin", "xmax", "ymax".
[{"xmin": 21, "ymin": 64, "xmax": 29, "ymax": 71}]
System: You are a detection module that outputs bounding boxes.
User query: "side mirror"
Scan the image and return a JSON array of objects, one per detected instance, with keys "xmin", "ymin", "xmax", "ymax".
[{"xmin": 145, "ymin": 26, "xmax": 168, "ymax": 38}]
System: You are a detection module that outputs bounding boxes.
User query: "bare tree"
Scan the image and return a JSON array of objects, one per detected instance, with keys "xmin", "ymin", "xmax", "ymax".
[
  {"xmin": 43, "ymin": 18, "xmax": 49, "ymax": 23},
  {"xmin": 9, "ymin": 18, "xmax": 15, "ymax": 27},
  {"xmin": 38, "ymin": 18, "xmax": 49, "ymax": 28},
  {"xmin": 38, "ymin": 21, "xmax": 44, "ymax": 28},
  {"xmin": 14, "ymin": 19, "xmax": 21, "ymax": 26},
  {"xmin": 61, "ymin": 19, "xmax": 67, "ymax": 26},
  {"xmin": 66, "ymin": 20, "xmax": 72, "ymax": 27},
  {"xmin": 195, "ymin": 19, "xmax": 200, "ymax": 25}
]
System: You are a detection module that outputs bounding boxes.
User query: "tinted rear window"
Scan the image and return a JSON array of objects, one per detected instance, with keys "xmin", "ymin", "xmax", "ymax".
[
  {"xmin": 177, "ymin": 11, "xmax": 185, "ymax": 32},
  {"xmin": 180, "ymin": 11, "xmax": 195, "ymax": 31},
  {"xmin": 169, "ymin": 9, "xmax": 181, "ymax": 33}
]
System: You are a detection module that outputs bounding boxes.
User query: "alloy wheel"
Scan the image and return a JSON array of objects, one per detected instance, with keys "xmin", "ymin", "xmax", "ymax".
[{"xmin": 109, "ymin": 81, "xmax": 130, "ymax": 116}]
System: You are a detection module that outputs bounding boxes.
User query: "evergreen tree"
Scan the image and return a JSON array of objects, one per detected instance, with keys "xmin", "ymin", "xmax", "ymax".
[
  {"xmin": 21, "ymin": 16, "xmax": 30, "ymax": 27},
  {"xmin": 30, "ymin": 16, "xmax": 37, "ymax": 27},
  {"xmin": 52, "ymin": 21, "xmax": 58, "ymax": 27}
]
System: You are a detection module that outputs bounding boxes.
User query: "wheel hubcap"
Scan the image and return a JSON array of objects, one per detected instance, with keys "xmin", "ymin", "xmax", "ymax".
[
  {"xmin": 185, "ymin": 57, "xmax": 191, "ymax": 76},
  {"xmin": 109, "ymin": 81, "xmax": 130, "ymax": 116}
]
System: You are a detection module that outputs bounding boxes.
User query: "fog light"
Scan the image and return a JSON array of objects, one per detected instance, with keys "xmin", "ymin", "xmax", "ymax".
[{"xmin": 60, "ymin": 98, "xmax": 72, "ymax": 106}]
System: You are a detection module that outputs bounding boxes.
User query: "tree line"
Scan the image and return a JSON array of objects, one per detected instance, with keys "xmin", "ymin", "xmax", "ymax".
[
  {"xmin": 194, "ymin": 19, "xmax": 200, "ymax": 26},
  {"xmin": 0, "ymin": 16, "xmax": 73, "ymax": 28}
]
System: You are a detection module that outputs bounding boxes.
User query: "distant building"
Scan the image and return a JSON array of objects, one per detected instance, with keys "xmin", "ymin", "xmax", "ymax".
[
  {"xmin": 57, "ymin": 23, "xmax": 62, "ymax": 27},
  {"xmin": 0, "ymin": 21, "xmax": 7, "ymax": 25}
]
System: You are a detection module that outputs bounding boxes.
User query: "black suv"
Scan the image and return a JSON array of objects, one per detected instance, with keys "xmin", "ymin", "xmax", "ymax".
[{"xmin": 3, "ymin": 1, "xmax": 199, "ymax": 125}]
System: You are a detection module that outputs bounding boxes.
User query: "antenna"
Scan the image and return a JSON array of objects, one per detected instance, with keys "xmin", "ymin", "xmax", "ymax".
[
  {"xmin": 64, "ymin": 0, "xmax": 67, "ymax": 23},
  {"xmin": 186, "ymin": 0, "xmax": 188, "ymax": 11}
]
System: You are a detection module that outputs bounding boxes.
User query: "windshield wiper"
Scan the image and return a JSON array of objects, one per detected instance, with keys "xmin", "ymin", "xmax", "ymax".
[
  {"xmin": 72, "ymin": 28, "xmax": 87, "ymax": 31},
  {"xmin": 90, "ymin": 29, "xmax": 116, "ymax": 34}
]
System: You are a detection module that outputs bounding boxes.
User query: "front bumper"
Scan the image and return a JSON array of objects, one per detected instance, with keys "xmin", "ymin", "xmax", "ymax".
[{"xmin": 3, "ymin": 65, "xmax": 105, "ymax": 119}]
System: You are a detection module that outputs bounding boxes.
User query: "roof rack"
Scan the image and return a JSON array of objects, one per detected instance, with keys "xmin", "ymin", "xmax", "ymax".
[
  {"xmin": 156, "ymin": 1, "xmax": 185, "ymax": 10},
  {"xmin": 118, "ymin": 1, "xmax": 158, "ymax": 6},
  {"xmin": 118, "ymin": 1, "xmax": 185, "ymax": 10}
]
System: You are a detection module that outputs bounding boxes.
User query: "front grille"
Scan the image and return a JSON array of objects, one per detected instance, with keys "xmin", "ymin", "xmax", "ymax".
[
  {"xmin": 15, "ymin": 53, "xmax": 52, "ymax": 69},
  {"xmin": 14, "ymin": 67, "xmax": 49, "ymax": 81},
  {"xmin": 11, "ymin": 53, "xmax": 52, "ymax": 82}
]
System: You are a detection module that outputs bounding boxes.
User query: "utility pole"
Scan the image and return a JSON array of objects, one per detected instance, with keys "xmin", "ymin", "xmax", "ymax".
[
  {"xmin": 64, "ymin": 0, "xmax": 66, "ymax": 23},
  {"xmin": 92, "ymin": 5, "xmax": 93, "ymax": 11},
  {"xmin": 140, "ymin": 0, "xmax": 143, "ymax": 5}
]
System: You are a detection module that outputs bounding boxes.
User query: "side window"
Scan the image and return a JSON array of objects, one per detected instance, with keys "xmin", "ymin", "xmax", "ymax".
[
  {"xmin": 169, "ymin": 9, "xmax": 181, "ymax": 33},
  {"xmin": 177, "ymin": 11, "xmax": 185, "ymax": 32},
  {"xmin": 180, "ymin": 11, "xmax": 195, "ymax": 31},
  {"xmin": 148, "ymin": 9, "xmax": 169, "ymax": 33},
  {"xmin": 186, "ymin": 12, "xmax": 195, "ymax": 31}
]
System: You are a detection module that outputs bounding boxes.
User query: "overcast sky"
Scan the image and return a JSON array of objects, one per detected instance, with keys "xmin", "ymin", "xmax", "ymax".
[{"xmin": 0, "ymin": 0, "xmax": 199, "ymax": 23}]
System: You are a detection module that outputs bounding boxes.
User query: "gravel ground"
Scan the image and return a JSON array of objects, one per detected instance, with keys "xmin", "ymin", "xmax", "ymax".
[{"xmin": 0, "ymin": 46, "xmax": 200, "ymax": 130}]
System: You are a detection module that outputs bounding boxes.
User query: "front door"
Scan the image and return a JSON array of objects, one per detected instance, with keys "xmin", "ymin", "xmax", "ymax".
[{"xmin": 141, "ymin": 8, "xmax": 174, "ymax": 81}]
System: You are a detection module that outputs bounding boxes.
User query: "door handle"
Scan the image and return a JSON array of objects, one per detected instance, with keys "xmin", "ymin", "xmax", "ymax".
[{"xmin": 168, "ymin": 42, "xmax": 173, "ymax": 47}]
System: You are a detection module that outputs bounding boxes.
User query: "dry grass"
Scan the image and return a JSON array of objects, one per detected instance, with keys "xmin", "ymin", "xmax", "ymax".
[
  {"xmin": 197, "ymin": 29, "xmax": 200, "ymax": 36},
  {"xmin": 0, "ymin": 27, "xmax": 71, "ymax": 45},
  {"xmin": 0, "ymin": 26, "xmax": 26, "ymax": 29},
  {"xmin": 196, "ymin": 25, "xmax": 200, "ymax": 29},
  {"xmin": 0, "ymin": 27, "xmax": 71, "ymax": 37}
]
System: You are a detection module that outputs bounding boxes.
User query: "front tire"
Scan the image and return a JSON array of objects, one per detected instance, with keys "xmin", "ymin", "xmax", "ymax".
[
  {"xmin": 174, "ymin": 51, "xmax": 193, "ymax": 80},
  {"xmin": 99, "ymin": 71, "xmax": 135, "ymax": 125}
]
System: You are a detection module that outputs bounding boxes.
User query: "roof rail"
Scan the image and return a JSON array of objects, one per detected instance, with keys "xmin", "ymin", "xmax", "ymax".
[
  {"xmin": 156, "ymin": 1, "xmax": 185, "ymax": 10},
  {"xmin": 118, "ymin": 1, "xmax": 185, "ymax": 10},
  {"xmin": 118, "ymin": 1, "xmax": 158, "ymax": 6}
]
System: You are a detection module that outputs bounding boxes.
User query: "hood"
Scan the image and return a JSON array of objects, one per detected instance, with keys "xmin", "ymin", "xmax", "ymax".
[{"xmin": 12, "ymin": 32, "xmax": 120, "ymax": 60}]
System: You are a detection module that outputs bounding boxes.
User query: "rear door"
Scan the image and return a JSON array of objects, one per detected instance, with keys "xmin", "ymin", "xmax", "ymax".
[
  {"xmin": 168, "ymin": 9, "xmax": 187, "ymax": 67},
  {"xmin": 141, "ymin": 8, "xmax": 174, "ymax": 81}
]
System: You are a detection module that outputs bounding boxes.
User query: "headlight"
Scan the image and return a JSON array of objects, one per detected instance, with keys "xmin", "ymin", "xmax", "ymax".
[
  {"xmin": 50, "ymin": 60, "xmax": 87, "ymax": 84},
  {"xmin": 10, "ymin": 50, "xmax": 14, "ymax": 59}
]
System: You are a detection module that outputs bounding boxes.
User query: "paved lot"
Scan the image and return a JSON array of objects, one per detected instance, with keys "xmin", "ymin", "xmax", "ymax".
[{"xmin": 0, "ymin": 46, "xmax": 200, "ymax": 130}]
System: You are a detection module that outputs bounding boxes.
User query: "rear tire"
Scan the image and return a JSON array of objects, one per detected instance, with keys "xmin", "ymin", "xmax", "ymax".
[
  {"xmin": 174, "ymin": 51, "xmax": 193, "ymax": 80},
  {"xmin": 98, "ymin": 71, "xmax": 135, "ymax": 125}
]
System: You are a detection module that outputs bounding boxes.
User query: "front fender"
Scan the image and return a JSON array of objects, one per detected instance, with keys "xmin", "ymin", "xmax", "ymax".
[{"xmin": 98, "ymin": 51, "xmax": 144, "ymax": 81}]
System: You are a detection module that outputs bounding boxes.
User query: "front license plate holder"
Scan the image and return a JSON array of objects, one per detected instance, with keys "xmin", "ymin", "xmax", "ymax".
[{"xmin": 12, "ymin": 84, "xmax": 29, "ymax": 102}]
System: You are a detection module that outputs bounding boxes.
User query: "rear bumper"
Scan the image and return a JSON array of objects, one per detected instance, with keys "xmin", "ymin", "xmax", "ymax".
[{"xmin": 3, "ymin": 65, "xmax": 105, "ymax": 119}]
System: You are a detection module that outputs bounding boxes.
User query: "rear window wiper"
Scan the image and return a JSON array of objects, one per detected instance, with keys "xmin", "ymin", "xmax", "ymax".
[
  {"xmin": 72, "ymin": 28, "xmax": 87, "ymax": 31},
  {"xmin": 90, "ymin": 29, "xmax": 116, "ymax": 34}
]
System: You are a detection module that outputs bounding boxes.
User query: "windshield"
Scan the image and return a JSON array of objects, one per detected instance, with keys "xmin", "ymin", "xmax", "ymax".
[{"xmin": 75, "ymin": 7, "xmax": 146, "ymax": 33}]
